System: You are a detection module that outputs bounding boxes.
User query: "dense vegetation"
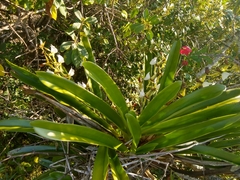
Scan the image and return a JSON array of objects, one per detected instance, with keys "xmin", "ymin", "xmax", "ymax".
[{"xmin": 1, "ymin": 0, "xmax": 240, "ymax": 179}]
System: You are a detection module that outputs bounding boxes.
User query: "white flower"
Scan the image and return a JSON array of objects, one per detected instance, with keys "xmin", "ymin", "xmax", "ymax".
[
  {"xmin": 68, "ymin": 67, "xmax": 75, "ymax": 77},
  {"xmin": 77, "ymin": 82, "xmax": 86, "ymax": 88},
  {"xmin": 221, "ymin": 72, "xmax": 231, "ymax": 81},
  {"xmin": 144, "ymin": 72, "xmax": 150, "ymax": 80},
  {"xmin": 50, "ymin": 45, "xmax": 58, "ymax": 54},
  {"xmin": 139, "ymin": 89, "xmax": 145, "ymax": 98},
  {"xmin": 57, "ymin": 54, "xmax": 64, "ymax": 63},
  {"xmin": 150, "ymin": 57, "xmax": 157, "ymax": 65},
  {"xmin": 46, "ymin": 69, "xmax": 54, "ymax": 74}
]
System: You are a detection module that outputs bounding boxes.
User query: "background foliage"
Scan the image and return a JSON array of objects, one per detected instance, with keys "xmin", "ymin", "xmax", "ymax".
[{"xmin": 1, "ymin": 0, "xmax": 240, "ymax": 179}]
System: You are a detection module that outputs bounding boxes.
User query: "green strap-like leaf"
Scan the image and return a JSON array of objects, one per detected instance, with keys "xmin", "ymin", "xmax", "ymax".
[
  {"xmin": 92, "ymin": 146, "xmax": 109, "ymax": 180},
  {"xmin": 108, "ymin": 149, "xmax": 129, "ymax": 180},
  {"xmin": 165, "ymin": 88, "xmax": 240, "ymax": 120},
  {"xmin": 143, "ymin": 97, "xmax": 240, "ymax": 135},
  {"xmin": 82, "ymin": 61, "xmax": 128, "ymax": 120},
  {"xmin": 31, "ymin": 120, "xmax": 127, "ymax": 152},
  {"xmin": 125, "ymin": 113, "xmax": 141, "ymax": 151},
  {"xmin": 209, "ymin": 138, "xmax": 240, "ymax": 148},
  {"xmin": 158, "ymin": 40, "xmax": 181, "ymax": 91},
  {"xmin": 8, "ymin": 145, "xmax": 63, "ymax": 156},
  {"xmin": 148, "ymin": 84, "xmax": 226, "ymax": 125},
  {"xmin": 190, "ymin": 145, "xmax": 240, "ymax": 165},
  {"xmin": 0, "ymin": 119, "xmax": 34, "ymax": 132},
  {"xmin": 139, "ymin": 114, "xmax": 240, "ymax": 153},
  {"xmin": 7, "ymin": 60, "xmax": 108, "ymax": 128},
  {"xmin": 82, "ymin": 35, "xmax": 102, "ymax": 97},
  {"xmin": 37, "ymin": 72, "xmax": 126, "ymax": 133},
  {"xmin": 139, "ymin": 81, "xmax": 182, "ymax": 125}
]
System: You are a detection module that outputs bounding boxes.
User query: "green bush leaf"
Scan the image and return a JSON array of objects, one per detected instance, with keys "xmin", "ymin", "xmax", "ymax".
[
  {"xmin": 31, "ymin": 120, "xmax": 128, "ymax": 152},
  {"xmin": 130, "ymin": 23, "xmax": 145, "ymax": 33}
]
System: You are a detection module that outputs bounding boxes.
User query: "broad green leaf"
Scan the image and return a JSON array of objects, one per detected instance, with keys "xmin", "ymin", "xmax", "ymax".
[
  {"xmin": 143, "ymin": 9, "xmax": 149, "ymax": 19},
  {"xmin": 64, "ymin": 48, "xmax": 72, "ymax": 65},
  {"xmin": 82, "ymin": 61, "xmax": 129, "ymax": 119},
  {"xmin": 0, "ymin": 64, "xmax": 4, "ymax": 76},
  {"xmin": 125, "ymin": 113, "xmax": 141, "ymax": 150},
  {"xmin": 158, "ymin": 40, "xmax": 181, "ymax": 91},
  {"xmin": 146, "ymin": 30, "xmax": 154, "ymax": 40},
  {"xmin": 71, "ymin": 45, "xmax": 83, "ymax": 67},
  {"xmin": 143, "ymin": 97, "xmax": 240, "ymax": 135},
  {"xmin": 130, "ymin": 23, "xmax": 145, "ymax": 33},
  {"xmin": 36, "ymin": 72, "xmax": 126, "ymax": 133},
  {"xmin": 190, "ymin": 145, "xmax": 240, "ymax": 165},
  {"xmin": 148, "ymin": 84, "xmax": 226, "ymax": 125},
  {"xmin": 74, "ymin": 9, "xmax": 83, "ymax": 20},
  {"xmin": 60, "ymin": 41, "xmax": 73, "ymax": 52},
  {"xmin": 139, "ymin": 81, "xmax": 182, "ymax": 125},
  {"xmin": 92, "ymin": 146, "xmax": 109, "ymax": 180},
  {"xmin": 8, "ymin": 145, "xmax": 62, "ymax": 156},
  {"xmin": 85, "ymin": 16, "xmax": 98, "ymax": 24},
  {"xmin": 108, "ymin": 149, "xmax": 129, "ymax": 180},
  {"xmin": 0, "ymin": 119, "xmax": 34, "ymax": 132},
  {"xmin": 31, "ymin": 120, "xmax": 127, "ymax": 152},
  {"xmin": 59, "ymin": 5, "xmax": 67, "ymax": 18}
]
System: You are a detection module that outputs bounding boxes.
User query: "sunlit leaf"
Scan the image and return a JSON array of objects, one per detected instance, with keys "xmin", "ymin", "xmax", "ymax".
[
  {"xmin": 0, "ymin": 64, "xmax": 5, "ymax": 76},
  {"xmin": 82, "ymin": 61, "xmax": 129, "ymax": 119},
  {"xmin": 158, "ymin": 40, "xmax": 181, "ymax": 91},
  {"xmin": 125, "ymin": 113, "xmax": 141, "ymax": 150},
  {"xmin": 108, "ymin": 149, "xmax": 129, "ymax": 180},
  {"xmin": 31, "ymin": 120, "xmax": 128, "ymax": 152},
  {"xmin": 50, "ymin": 4, "xmax": 57, "ymax": 20},
  {"xmin": 92, "ymin": 146, "xmax": 109, "ymax": 180}
]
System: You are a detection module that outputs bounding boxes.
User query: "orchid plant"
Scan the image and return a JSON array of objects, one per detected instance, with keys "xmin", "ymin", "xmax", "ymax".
[{"xmin": 2, "ymin": 41, "xmax": 240, "ymax": 179}]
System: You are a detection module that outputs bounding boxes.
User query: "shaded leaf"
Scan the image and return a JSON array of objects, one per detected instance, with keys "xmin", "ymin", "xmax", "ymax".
[
  {"xmin": 0, "ymin": 119, "xmax": 34, "ymax": 132},
  {"xmin": 190, "ymin": 145, "xmax": 240, "ymax": 165}
]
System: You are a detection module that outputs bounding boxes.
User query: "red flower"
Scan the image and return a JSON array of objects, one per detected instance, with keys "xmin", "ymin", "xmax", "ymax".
[
  {"xmin": 182, "ymin": 60, "xmax": 188, "ymax": 66},
  {"xmin": 180, "ymin": 46, "xmax": 192, "ymax": 56}
]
